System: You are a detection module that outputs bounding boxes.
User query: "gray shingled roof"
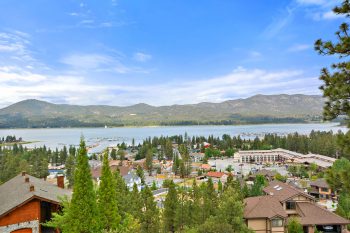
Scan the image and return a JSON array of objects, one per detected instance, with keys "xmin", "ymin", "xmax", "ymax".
[
  {"xmin": 309, "ymin": 179, "xmax": 329, "ymax": 189},
  {"xmin": 0, "ymin": 174, "xmax": 72, "ymax": 217}
]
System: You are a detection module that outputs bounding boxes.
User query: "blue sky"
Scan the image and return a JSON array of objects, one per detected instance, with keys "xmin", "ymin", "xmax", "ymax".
[{"xmin": 0, "ymin": 0, "xmax": 346, "ymax": 107}]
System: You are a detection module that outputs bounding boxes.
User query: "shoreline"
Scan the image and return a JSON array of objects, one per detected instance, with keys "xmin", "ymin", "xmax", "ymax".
[{"xmin": 0, "ymin": 121, "xmax": 341, "ymax": 130}]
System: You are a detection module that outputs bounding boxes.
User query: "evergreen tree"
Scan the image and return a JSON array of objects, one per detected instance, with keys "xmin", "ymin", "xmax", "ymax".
[
  {"xmin": 287, "ymin": 218, "xmax": 304, "ymax": 233},
  {"xmin": 203, "ymin": 178, "xmax": 217, "ymax": 219},
  {"xmin": 217, "ymin": 186, "xmax": 253, "ymax": 233},
  {"xmin": 46, "ymin": 138, "xmax": 100, "ymax": 233},
  {"xmin": 114, "ymin": 169, "xmax": 130, "ymax": 217},
  {"xmin": 145, "ymin": 149, "xmax": 153, "ymax": 175},
  {"xmin": 336, "ymin": 193, "xmax": 350, "ymax": 230},
  {"xmin": 189, "ymin": 180, "xmax": 202, "ymax": 227},
  {"xmin": 98, "ymin": 152, "xmax": 121, "ymax": 231},
  {"xmin": 130, "ymin": 183, "xmax": 143, "ymax": 221},
  {"xmin": 250, "ymin": 175, "xmax": 267, "ymax": 197},
  {"xmin": 136, "ymin": 165, "xmax": 145, "ymax": 185},
  {"xmin": 140, "ymin": 186, "xmax": 160, "ymax": 233},
  {"xmin": 163, "ymin": 181, "xmax": 178, "ymax": 233},
  {"xmin": 315, "ymin": 0, "xmax": 350, "ymax": 159},
  {"xmin": 65, "ymin": 153, "xmax": 75, "ymax": 188},
  {"xmin": 110, "ymin": 148, "xmax": 117, "ymax": 160},
  {"xmin": 217, "ymin": 180, "xmax": 223, "ymax": 193}
]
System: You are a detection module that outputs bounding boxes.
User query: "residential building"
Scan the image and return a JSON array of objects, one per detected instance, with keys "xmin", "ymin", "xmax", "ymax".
[
  {"xmin": 244, "ymin": 180, "xmax": 349, "ymax": 233},
  {"xmin": 0, "ymin": 172, "xmax": 71, "ymax": 233},
  {"xmin": 90, "ymin": 163, "xmax": 142, "ymax": 190},
  {"xmin": 206, "ymin": 171, "xmax": 228, "ymax": 183},
  {"xmin": 309, "ymin": 179, "xmax": 333, "ymax": 201},
  {"xmin": 249, "ymin": 169, "xmax": 278, "ymax": 182}
]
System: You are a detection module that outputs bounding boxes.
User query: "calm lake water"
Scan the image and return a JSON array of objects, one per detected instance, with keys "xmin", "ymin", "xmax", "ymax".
[{"xmin": 0, "ymin": 123, "xmax": 347, "ymax": 152}]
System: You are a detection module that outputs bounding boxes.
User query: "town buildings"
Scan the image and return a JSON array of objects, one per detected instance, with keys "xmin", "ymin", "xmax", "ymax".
[{"xmin": 236, "ymin": 148, "xmax": 336, "ymax": 168}]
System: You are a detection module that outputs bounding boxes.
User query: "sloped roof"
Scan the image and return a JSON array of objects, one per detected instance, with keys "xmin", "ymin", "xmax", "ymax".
[
  {"xmin": 244, "ymin": 195, "xmax": 287, "ymax": 219},
  {"xmin": 309, "ymin": 179, "xmax": 329, "ymax": 189},
  {"xmin": 91, "ymin": 165, "xmax": 131, "ymax": 179},
  {"xmin": 0, "ymin": 174, "xmax": 71, "ymax": 218},
  {"xmin": 263, "ymin": 180, "xmax": 314, "ymax": 202},
  {"xmin": 297, "ymin": 202, "xmax": 350, "ymax": 225},
  {"xmin": 255, "ymin": 169, "xmax": 277, "ymax": 177},
  {"xmin": 207, "ymin": 171, "xmax": 226, "ymax": 178}
]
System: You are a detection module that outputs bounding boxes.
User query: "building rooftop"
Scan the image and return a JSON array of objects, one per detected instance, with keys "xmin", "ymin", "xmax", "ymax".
[
  {"xmin": 244, "ymin": 195, "xmax": 287, "ymax": 219},
  {"xmin": 296, "ymin": 202, "xmax": 350, "ymax": 225},
  {"xmin": 310, "ymin": 179, "xmax": 330, "ymax": 189},
  {"xmin": 207, "ymin": 171, "xmax": 226, "ymax": 178},
  {"xmin": 263, "ymin": 180, "xmax": 314, "ymax": 202},
  {"xmin": 0, "ymin": 173, "xmax": 71, "ymax": 218}
]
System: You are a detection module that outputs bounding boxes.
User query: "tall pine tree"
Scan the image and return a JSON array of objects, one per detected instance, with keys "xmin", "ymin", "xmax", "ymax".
[
  {"xmin": 163, "ymin": 181, "xmax": 178, "ymax": 233},
  {"xmin": 46, "ymin": 138, "xmax": 100, "ymax": 233},
  {"xmin": 98, "ymin": 152, "xmax": 121, "ymax": 230}
]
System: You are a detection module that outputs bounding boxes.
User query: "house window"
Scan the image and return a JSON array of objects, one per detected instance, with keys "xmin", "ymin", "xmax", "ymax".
[
  {"xmin": 321, "ymin": 188, "xmax": 329, "ymax": 192},
  {"xmin": 286, "ymin": 201, "xmax": 296, "ymax": 210},
  {"xmin": 271, "ymin": 218, "xmax": 283, "ymax": 227}
]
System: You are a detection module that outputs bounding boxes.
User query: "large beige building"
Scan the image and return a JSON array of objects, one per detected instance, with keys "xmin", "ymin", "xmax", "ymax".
[
  {"xmin": 236, "ymin": 148, "xmax": 336, "ymax": 168},
  {"xmin": 244, "ymin": 181, "xmax": 349, "ymax": 233}
]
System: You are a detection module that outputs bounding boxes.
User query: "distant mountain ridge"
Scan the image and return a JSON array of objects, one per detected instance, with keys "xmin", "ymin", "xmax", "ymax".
[{"xmin": 0, "ymin": 94, "xmax": 325, "ymax": 128}]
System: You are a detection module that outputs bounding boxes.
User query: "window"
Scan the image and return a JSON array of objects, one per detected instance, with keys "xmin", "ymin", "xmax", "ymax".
[
  {"xmin": 286, "ymin": 201, "xmax": 296, "ymax": 210},
  {"xmin": 321, "ymin": 188, "xmax": 329, "ymax": 192},
  {"xmin": 271, "ymin": 219, "xmax": 283, "ymax": 227}
]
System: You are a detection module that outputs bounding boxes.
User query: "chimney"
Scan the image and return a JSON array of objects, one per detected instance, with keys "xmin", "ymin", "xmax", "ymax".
[
  {"xmin": 29, "ymin": 184, "xmax": 35, "ymax": 192},
  {"xmin": 57, "ymin": 175, "xmax": 64, "ymax": 189},
  {"xmin": 22, "ymin": 171, "xmax": 26, "ymax": 176},
  {"xmin": 25, "ymin": 177, "xmax": 30, "ymax": 183}
]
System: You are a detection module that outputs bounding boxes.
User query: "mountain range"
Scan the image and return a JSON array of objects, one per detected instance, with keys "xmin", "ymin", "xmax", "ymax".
[{"xmin": 0, "ymin": 94, "xmax": 325, "ymax": 128}]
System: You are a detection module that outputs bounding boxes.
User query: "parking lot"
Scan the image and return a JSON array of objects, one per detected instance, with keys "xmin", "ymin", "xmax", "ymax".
[{"xmin": 208, "ymin": 158, "xmax": 289, "ymax": 176}]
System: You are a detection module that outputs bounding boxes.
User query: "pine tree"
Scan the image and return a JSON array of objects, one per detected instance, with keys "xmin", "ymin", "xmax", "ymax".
[
  {"xmin": 130, "ymin": 183, "xmax": 143, "ymax": 220},
  {"xmin": 98, "ymin": 152, "xmax": 121, "ymax": 230},
  {"xmin": 203, "ymin": 178, "xmax": 217, "ymax": 219},
  {"xmin": 315, "ymin": 0, "xmax": 350, "ymax": 159},
  {"xmin": 114, "ymin": 169, "xmax": 130, "ymax": 218},
  {"xmin": 190, "ymin": 180, "xmax": 202, "ymax": 227},
  {"xmin": 287, "ymin": 218, "xmax": 304, "ymax": 233},
  {"xmin": 163, "ymin": 181, "xmax": 178, "ymax": 233},
  {"xmin": 110, "ymin": 148, "xmax": 117, "ymax": 160},
  {"xmin": 217, "ymin": 186, "xmax": 253, "ymax": 233},
  {"xmin": 46, "ymin": 138, "xmax": 100, "ymax": 232},
  {"xmin": 65, "ymin": 153, "xmax": 75, "ymax": 188},
  {"xmin": 145, "ymin": 149, "xmax": 153, "ymax": 175},
  {"xmin": 140, "ymin": 186, "xmax": 160, "ymax": 233},
  {"xmin": 217, "ymin": 180, "xmax": 223, "ymax": 193}
]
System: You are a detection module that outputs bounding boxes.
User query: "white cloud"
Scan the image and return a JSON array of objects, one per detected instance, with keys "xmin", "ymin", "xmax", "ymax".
[
  {"xmin": 249, "ymin": 51, "xmax": 262, "ymax": 59},
  {"xmin": 61, "ymin": 54, "xmax": 113, "ymax": 69},
  {"xmin": 0, "ymin": 66, "xmax": 321, "ymax": 108},
  {"xmin": 61, "ymin": 53, "xmax": 149, "ymax": 74},
  {"xmin": 311, "ymin": 11, "xmax": 343, "ymax": 20},
  {"xmin": 262, "ymin": 5, "xmax": 297, "ymax": 39},
  {"xmin": 133, "ymin": 52, "xmax": 152, "ymax": 62},
  {"xmin": 296, "ymin": 0, "xmax": 326, "ymax": 5},
  {"xmin": 296, "ymin": 0, "xmax": 344, "ymax": 21},
  {"xmin": 288, "ymin": 44, "xmax": 311, "ymax": 52},
  {"xmin": 0, "ymin": 31, "xmax": 47, "ymax": 72}
]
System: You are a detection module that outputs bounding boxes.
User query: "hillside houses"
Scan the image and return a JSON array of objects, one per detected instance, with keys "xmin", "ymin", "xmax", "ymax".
[{"xmin": 244, "ymin": 181, "xmax": 349, "ymax": 233}]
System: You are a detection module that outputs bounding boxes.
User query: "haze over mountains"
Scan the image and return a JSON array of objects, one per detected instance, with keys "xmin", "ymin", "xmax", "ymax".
[{"xmin": 0, "ymin": 94, "xmax": 324, "ymax": 128}]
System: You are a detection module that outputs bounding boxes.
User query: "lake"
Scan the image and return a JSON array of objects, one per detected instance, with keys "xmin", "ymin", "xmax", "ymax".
[{"xmin": 0, "ymin": 123, "xmax": 347, "ymax": 152}]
